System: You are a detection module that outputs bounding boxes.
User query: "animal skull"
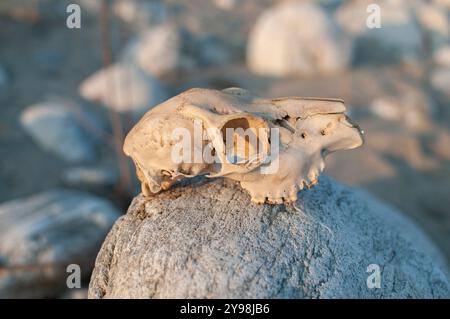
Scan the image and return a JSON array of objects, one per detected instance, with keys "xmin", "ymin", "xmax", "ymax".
[{"xmin": 123, "ymin": 88, "xmax": 364, "ymax": 204}]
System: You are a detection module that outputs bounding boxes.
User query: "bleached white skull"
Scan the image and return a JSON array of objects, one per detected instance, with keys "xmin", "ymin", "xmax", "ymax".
[{"xmin": 123, "ymin": 88, "xmax": 363, "ymax": 204}]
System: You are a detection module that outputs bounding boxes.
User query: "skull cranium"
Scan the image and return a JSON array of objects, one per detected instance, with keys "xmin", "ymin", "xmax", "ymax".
[{"xmin": 123, "ymin": 88, "xmax": 364, "ymax": 204}]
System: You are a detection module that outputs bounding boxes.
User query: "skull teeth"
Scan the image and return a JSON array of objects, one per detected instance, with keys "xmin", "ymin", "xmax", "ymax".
[
  {"xmin": 249, "ymin": 184, "xmax": 299, "ymax": 204},
  {"xmin": 251, "ymin": 196, "xmax": 266, "ymax": 204},
  {"xmin": 267, "ymin": 197, "xmax": 283, "ymax": 204}
]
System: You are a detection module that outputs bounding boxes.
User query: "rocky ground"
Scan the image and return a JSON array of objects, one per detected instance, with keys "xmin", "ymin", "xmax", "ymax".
[{"xmin": 0, "ymin": 0, "xmax": 449, "ymax": 298}]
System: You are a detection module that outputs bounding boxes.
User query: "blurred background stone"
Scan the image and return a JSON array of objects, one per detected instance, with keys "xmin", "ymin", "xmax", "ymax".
[
  {"xmin": 247, "ymin": 1, "xmax": 351, "ymax": 76},
  {"xmin": 213, "ymin": 0, "xmax": 238, "ymax": 11},
  {"xmin": 434, "ymin": 0, "xmax": 450, "ymax": 9},
  {"xmin": 20, "ymin": 100, "xmax": 97, "ymax": 163},
  {"xmin": 0, "ymin": 189, "xmax": 120, "ymax": 298},
  {"xmin": 434, "ymin": 46, "xmax": 450, "ymax": 67},
  {"xmin": 416, "ymin": 3, "xmax": 450, "ymax": 51},
  {"xmin": 79, "ymin": 63, "xmax": 170, "ymax": 118},
  {"xmin": 123, "ymin": 23, "xmax": 183, "ymax": 77}
]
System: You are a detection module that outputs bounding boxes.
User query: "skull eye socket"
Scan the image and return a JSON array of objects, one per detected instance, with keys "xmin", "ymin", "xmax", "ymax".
[{"xmin": 220, "ymin": 117, "xmax": 269, "ymax": 164}]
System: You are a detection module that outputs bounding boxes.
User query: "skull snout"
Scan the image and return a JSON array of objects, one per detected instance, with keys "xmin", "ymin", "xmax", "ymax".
[{"xmin": 326, "ymin": 116, "xmax": 364, "ymax": 153}]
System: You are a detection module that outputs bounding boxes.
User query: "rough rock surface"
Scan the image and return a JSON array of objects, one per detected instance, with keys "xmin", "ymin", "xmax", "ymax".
[
  {"xmin": 89, "ymin": 177, "xmax": 450, "ymax": 298},
  {"xmin": 247, "ymin": 1, "xmax": 350, "ymax": 76},
  {"xmin": 0, "ymin": 189, "xmax": 120, "ymax": 298}
]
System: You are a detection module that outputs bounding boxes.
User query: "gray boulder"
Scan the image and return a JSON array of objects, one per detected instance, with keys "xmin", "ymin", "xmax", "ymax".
[
  {"xmin": 20, "ymin": 101, "xmax": 97, "ymax": 163},
  {"xmin": 0, "ymin": 189, "xmax": 120, "ymax": 298},
  {"xmin": 88, "ymin": 177, "xmax": 450, "ymax": 298}
]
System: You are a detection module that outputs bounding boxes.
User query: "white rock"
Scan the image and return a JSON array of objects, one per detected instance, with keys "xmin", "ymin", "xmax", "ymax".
[
  {"xmin": 431, "ymin": 68, "xmax": 450, "ymax": 99},
  {"xmin": 0, "ymin": 189, "xmax": 120, "ymax": 298},
  {"xmin": 123, "ymin": 23, "xmax": 182, "ymax": 77},
  {"xmin": 20, "ymin": 101, "xmax": 96, "ymax": 163},
  {"xmin": 89, "ymin": 178, "xmax": 450, "ymax": 298},
  {"xmin": 247, "ymin": 1, "xmax": 351, "ymax": 77},
  {"xmin": 336, "ymin": 0, "xmax": 422, "ymax": 64},
  {"xmin": 113, "ymin": 0, "xmax": 167, "ymax": 28},
  {"xmin": 434, "ymin": 46, "xmax": 450, "ymax": 67},
  {"xmin": 79, "ymin": 63, "xmax": 170, "ymax": 116}
]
